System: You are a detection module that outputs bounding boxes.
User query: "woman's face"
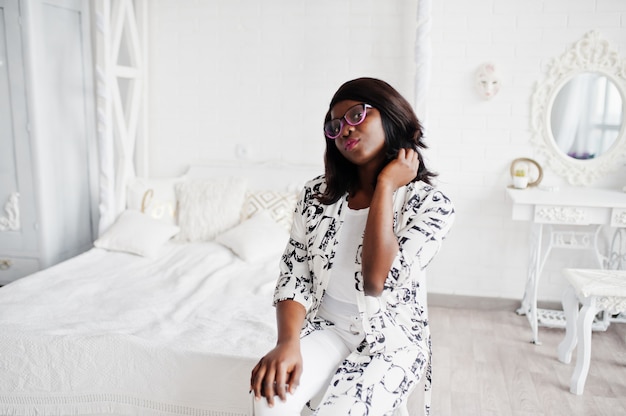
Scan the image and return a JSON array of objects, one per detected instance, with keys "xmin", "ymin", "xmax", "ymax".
[{"xmin": 330, "ymin": 100, "xmax": 386, "ymax": 168}]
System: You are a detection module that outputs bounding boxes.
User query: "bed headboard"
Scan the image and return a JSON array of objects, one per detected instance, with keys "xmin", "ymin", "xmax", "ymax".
[{"xmin": 185, "ymin": 161, "xmax": 323, "ymax": 193}]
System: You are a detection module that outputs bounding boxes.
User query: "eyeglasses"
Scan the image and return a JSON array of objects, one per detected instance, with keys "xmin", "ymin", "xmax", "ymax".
[{"xmin": 324, "ymin": 103, "xmax": 373, "ymax": 139}]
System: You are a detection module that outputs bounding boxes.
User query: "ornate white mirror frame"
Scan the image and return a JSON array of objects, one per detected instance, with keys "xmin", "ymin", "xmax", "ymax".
[{"xmin": 530, "ymin": 30, "xmax": 626, "ymax": 186}]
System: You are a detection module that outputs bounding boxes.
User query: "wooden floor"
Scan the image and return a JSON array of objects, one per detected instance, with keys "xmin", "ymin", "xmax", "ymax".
[{"xmin": 427, "ymin": 303, "xmax": 626, "ymax": 416}]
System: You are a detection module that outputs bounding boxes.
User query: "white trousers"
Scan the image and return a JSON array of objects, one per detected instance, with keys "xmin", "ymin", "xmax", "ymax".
[{"xmin": 253, "ymin": 298, "xmax": 425, "ymax": 416}]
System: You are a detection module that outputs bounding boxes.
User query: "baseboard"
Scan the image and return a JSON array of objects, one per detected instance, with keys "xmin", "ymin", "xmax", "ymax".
[{"xmin": 427, "ymin": 293, "xmax": 562, "ymax": 311}]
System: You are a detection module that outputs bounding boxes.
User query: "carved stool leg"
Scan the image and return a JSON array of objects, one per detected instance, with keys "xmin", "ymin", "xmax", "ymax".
[
  {"xmin": 570, "ymin": 299, "xmax": 597, "ymax": 395},
  {"xmin": 558, "ymin": 286, "xmax": 579, "ymax": 364}
]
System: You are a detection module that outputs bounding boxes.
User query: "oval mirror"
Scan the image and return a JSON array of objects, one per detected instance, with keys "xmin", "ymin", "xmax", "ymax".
[
  {"xmin": 551, "ymin": 73, "xmax": 624, "ymax": 161},
  {"xmin": 530, "ymin": 31, "xmax": 626, "ymax": 185}
]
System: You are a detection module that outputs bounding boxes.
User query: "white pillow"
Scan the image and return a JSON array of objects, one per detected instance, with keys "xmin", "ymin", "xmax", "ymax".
[
  {"xmin": 94, "ymin": 210, "xmax": 180, "ymax": 258},
  {"xmin": 216, "ymin": 210, "xmax": 289, "ymax": 262},
  {"xmin": 126, "ymin": 176, "xmax": 187, "ymax": 225},
  {"xmin": 242, "ymin": 190, "xmax": 298, "ymax": 232},
  {"xmin": 176, "ymin": 177, "xmax": 248, "ymax": 242}
]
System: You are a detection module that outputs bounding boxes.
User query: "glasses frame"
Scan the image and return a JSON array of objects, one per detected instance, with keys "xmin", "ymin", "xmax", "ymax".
[{"xmin": 324, "ymin": 103, "xmax": 373, "ymax": 140}]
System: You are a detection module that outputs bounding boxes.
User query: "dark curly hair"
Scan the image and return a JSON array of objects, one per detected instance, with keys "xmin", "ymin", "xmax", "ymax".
[{"xmin": 317, "ymin": 77, "xmax": 436, "ymax": 205}]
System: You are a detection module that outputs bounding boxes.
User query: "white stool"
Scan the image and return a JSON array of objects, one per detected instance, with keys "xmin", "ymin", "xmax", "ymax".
[{"xmin": 557, "ymin": 268, "xmax": 626, "ymax": 394}]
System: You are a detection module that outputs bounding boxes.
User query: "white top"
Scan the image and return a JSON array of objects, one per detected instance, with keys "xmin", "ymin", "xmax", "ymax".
[{"xmin": 323, "ymin": 207, "xmax": 369, "ymax": 307}]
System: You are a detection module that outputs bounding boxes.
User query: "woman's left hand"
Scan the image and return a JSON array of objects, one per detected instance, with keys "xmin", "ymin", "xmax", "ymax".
[{"xmin": 377, "ymin": 148, "xmax": 420, "ymax": 190}]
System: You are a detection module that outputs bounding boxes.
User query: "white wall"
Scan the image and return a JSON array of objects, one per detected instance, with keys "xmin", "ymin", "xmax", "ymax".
[
  {"xmin": 148, "ymin": 0, "xmax": 417, "ymax": 176},
  {"xmin": 425, "ymin": 0, "xmax": 626, "ymax": 302},
  {"xmin": 147, "ymin": 0, "xmax": 626, "ymax": 302}
]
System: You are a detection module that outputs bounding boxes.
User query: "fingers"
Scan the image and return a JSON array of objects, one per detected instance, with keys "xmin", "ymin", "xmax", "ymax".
[
  {"xmin": 410, "ymin": 149, "xmax": 419, "ymax": 169},
  {"xmin": 396, "ymin": 147, "xmax": 417, "ymax": 161},
  {"xmin": 275, "ymin": 366, "xmax": 288, "ymax": 402},
  {"xmin": 262, "ymin": 367, "xmax": 277, "ymax": 407},
  {"xmin": 394, "ymin": 148, "xmax": 420, "ymax": 186},
  {"xmin": 287, "ymin": 362, "xmax": 302, "ymax": 395},
  {"xmin": 250, "ymin": 361, "xmax": 266, "ymax": 401},
  {"xmin": 396, "ymin": 148, "xmax": 419, "ymax": 169},
  {"xmin": 250, "ymin": 359, "xmax": 296, "ymax": 408},
  {"xmin": 251, "ymin": 360, "xmax": 275, "ymax": 405}
]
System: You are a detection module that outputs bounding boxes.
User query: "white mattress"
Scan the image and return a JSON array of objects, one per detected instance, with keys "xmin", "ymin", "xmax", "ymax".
[{"xmin": 0, "ymin": 242, "xmax": 278, "ymax": 416}]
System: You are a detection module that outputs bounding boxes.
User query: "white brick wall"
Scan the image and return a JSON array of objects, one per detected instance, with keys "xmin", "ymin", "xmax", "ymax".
[
  {"xmin": 147, "ymin": 0, "xmax": 626, "ymax": 302},
  {"xmin": 427, "ymin": 0, "xmax": 626, "ymax": 301},
  {"xmin": 148, "ymin": 0, "xmax": 417, "ymax": 177}
]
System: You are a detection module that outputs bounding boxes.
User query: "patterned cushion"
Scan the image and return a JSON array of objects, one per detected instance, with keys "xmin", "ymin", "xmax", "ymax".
[
  {"xmin": 176, "ymin": 177, "xmax": 248, "ymax": 242},
  {"xmin": 242, "ymin": 190, "xmax": 298, "ymax": 232}
]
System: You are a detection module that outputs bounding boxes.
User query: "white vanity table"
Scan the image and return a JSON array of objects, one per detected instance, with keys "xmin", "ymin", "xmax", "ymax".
[
  {"xmin": 507, "ymin": 186, "xmax": 626, "ymax": 344},
  {"xmin": 509, "ymin": 30, "xmax": 626, "ymax": 345}
]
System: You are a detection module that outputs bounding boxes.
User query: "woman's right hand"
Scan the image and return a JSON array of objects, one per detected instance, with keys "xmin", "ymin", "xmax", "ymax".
[
  {"xmin": 378, "ymin": 147, "xmax": 420, "ymax": 190},
  {"xmin": 250, "ymin": 340, "xmax": 303, "ymax": 407}
]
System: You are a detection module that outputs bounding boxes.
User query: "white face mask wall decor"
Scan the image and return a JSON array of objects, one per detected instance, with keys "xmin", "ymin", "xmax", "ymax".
[{"xmin": 475, "ymin": 62, "xmax": 501, "ymax": 100}]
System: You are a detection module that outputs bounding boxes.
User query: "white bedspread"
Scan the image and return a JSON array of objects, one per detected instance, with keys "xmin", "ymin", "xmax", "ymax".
[{"xmin": 0, "ymin": 242, "xmax": 278, "ymax": 416}]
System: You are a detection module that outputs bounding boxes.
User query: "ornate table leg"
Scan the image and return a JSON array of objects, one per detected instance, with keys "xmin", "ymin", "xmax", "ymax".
[
  {"xmin": 517, "ymin": 223, "xmax": 545, "ymax": 344},
  {"xmin": 557, "ymin": 285, "xmax": 578, "ymax": 364},
  {"xmin": 570, "ymin": 298, "xmax": 597, "ymax": 395}
]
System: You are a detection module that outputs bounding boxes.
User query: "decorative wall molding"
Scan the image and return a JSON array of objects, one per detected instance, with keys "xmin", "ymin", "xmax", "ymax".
[{"xmin": 0, "ymin": 192, "xmax": 20, "ymax": 231}]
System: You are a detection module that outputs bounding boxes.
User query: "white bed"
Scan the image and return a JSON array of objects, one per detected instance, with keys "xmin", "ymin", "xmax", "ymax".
[{"xmin": 0, "ymin": 163, "xmax": 321, "ymax": 416}]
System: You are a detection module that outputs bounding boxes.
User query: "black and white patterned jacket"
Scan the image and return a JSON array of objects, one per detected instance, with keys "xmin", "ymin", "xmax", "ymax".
[{"xmin": 274, "ymin": 175, "xmax": 455, "ymax": 355}]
